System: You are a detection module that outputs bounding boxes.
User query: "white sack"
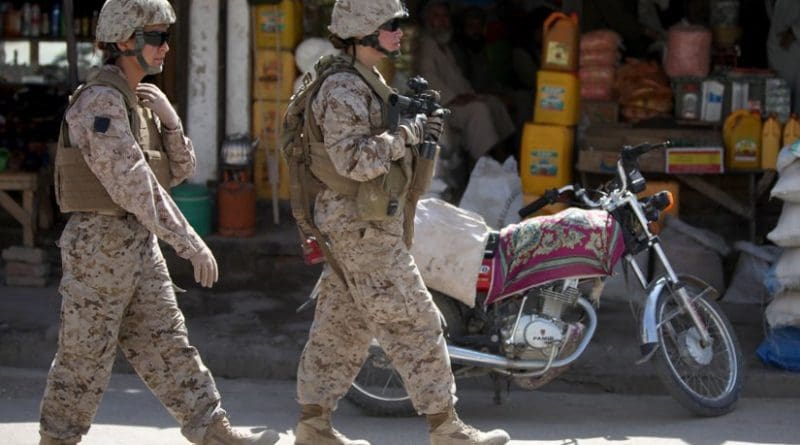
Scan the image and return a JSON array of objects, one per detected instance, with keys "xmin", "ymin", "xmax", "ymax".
[
  {"xmin": 767, "ymin": 202, "xmax": 800, "ymax": 246},
  {"xmin": 770, "ymin": 158, "xmax": 800, "ymax": 203},
  {"xmin": 459, "ymin": 156, "xmax": 523, "ymax": 229},
  {"xmin": 410, "ymin": 198, "xmax": 490, "ymax": 307},
  {"xmin": 772, "ymin": 247, "xmax": 800, "ymax": 292},
  {"xmin": 775, "ymin": 144, "xmax": 800, "ymax": 173},
  {"xmin": 765, "ymin": 291, "xmax": 800, "ymax": 328}
]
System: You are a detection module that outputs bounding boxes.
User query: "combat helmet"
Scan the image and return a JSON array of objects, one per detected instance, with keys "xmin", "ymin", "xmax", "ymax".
[
  {"xmin": 96, "ymin": 0, "xmax": 176, "ymax": 74},
  {"xmin": 329, "ymin": 0, "xmax": 408, "ymax": 57}
]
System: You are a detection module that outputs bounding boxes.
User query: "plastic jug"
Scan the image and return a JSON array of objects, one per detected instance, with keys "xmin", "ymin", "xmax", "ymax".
[
  {"xmin": 783, "ymin": 113, "xmax": 800, "ymax": 147},
  {"xmin": 724, "ymin": 110, "xmax": 761, "ymax": 170},
  {"xmin": 762, "ymin": 113, "xmax": 782, "ymax": 170},
  {"xmin": 541, "ymin": 12, "xmax": 579, "ymax": 72}
]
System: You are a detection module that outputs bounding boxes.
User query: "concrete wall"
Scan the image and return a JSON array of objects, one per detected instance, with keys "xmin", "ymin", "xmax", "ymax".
[{"xmin": 186, "ymin": 0, "xmax": 220, "ymax": 184}]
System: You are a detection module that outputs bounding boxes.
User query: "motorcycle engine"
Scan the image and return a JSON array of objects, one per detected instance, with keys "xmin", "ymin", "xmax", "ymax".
[{"xmin": 499, "ymin": 281, "xmax": 581, "ymax": 360}]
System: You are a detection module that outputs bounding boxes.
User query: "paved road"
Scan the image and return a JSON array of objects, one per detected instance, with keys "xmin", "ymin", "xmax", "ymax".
[{"xmin": 1, "ymin": 366, "xmax": 796, "ymax": 445}]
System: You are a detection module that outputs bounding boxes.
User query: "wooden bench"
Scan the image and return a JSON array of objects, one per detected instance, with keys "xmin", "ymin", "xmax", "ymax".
[{"xmin": 0, "ymin": 171, "xmax": 38, "ymax": 247}]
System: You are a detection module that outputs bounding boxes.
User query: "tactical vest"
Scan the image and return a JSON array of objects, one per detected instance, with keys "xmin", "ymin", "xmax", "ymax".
[
  {"xmin": 283, "ymin": 55, "xmax": 414, "ymax": 222},
  {"xmin": 54, "ymin": 67, "xmax": 173, "ymax": 214}
]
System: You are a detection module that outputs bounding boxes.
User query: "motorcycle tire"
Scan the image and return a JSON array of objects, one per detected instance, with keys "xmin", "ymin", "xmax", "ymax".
[
  {"xmin": 345, "ymin": 292, "xmax": 463, "ymax": 417},
  {"xmin": 651, "ymin": 283, "xmax": 744, "ymax": 417}
]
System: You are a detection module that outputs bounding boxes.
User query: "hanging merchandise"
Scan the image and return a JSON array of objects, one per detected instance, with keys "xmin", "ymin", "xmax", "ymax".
[
  {"xmin": 541, "ymin": 12, "xmax": 579, "ymax": 72},
  {"xmin": 783, "ymin": 114, "xmax": 800, "ymax": 147},
  {"xmin": 724, "ymin": 110, "xmax": 762, "ymax": 170},
  {"xmin": 762, "ymin": 114, "xmax": 782, "ymax": 170},
  {"xmin": 663, "ymin": 24, "xmax": 712, "ymax": 78}
]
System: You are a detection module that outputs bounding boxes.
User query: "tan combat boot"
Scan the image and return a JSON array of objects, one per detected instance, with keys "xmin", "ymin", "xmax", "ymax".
[
  {"xmin": 427, "ymin": 409, "xmax": 510, "ymax": 445},
  {"xmin": 201, "ymin": 416, "xmax": 280, "ymax": 445},
  {"xmin": 39, "ymin": 436, "xmax": 79, "ymax": 445},
  {"xmin": 294, "ymin": 404, "xmax": 370, "ymax": 445}
]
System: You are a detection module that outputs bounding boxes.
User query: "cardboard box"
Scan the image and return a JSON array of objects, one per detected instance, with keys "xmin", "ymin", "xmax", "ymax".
[
  {"xmin": 666, "ymin": 147, "xmax": 725, "ymax": 174},
  {"xmin": 581, "ymin": 100, "xmax": 619, "ymax": 124}
]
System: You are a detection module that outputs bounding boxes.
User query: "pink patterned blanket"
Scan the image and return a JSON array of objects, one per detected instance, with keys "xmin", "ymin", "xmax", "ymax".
[{"xmin": 486, "ymin": 208, "xmax": 625, "ymax": 303}]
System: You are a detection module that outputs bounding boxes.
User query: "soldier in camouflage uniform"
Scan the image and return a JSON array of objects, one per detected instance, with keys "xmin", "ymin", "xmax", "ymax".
[
  {"xmin": 291, "ymin": 1, "xmax": 510, "ymax": 444},
  {"xmin": 38, "ymin": 1, "xmax": 279, "ymax": 445}
]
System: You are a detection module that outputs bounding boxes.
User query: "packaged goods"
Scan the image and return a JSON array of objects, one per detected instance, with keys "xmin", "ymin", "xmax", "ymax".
[
  {"xmin": 664, "ymin": 25, "xmax": 712, "ymax": 78},
  {"xmin": 579, "ymin": 30, "xmax": 621, "ymax": 53}
]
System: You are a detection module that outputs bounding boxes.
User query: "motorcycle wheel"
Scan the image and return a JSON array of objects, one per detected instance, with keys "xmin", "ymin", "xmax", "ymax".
[
  {"xmin": 652, "ymin": 283, "xmax": 744, "ymax": 417},
  {"xmin": 345, "ymin": 292, "xmax": 463, "ymax": 417}
]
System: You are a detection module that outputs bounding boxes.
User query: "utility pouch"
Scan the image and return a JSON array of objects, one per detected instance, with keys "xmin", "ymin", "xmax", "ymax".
[{"xmin": 356, "ymin": 159, "xmax": 410, "ymax": 220}]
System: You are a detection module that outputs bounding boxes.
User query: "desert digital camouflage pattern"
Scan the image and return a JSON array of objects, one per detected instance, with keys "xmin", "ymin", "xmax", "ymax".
[
  {"xmin": 328, "ymin": 0, "xmax": 408, "ymax": 39},
  {"xmin": 39, "ymin": 65, "xmax": 222, "ymax": 444},
  {"xmin": 295, "ymin": 70, "xmax": 456, "ymax": 415},
  {"xmin": 61, "ymin": 65, "xmax": 204, "ymax": 259},
  {"xmin": 95, "ymin": 0, "xmax": 176, "ymax": 42}
]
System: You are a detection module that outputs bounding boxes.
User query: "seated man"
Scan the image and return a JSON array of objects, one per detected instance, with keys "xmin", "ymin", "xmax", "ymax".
[{"xmin": 417, "ymin": 0, "xmax": 516, "ymax": 162}]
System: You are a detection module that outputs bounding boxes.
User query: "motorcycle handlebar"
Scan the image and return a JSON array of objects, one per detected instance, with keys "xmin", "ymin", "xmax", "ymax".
[
  {"xmin": 621, "ymin": 139, "xmax": 672, "ymax": 168},
  {"xmin": 518, "ymin": 186, "xmax": 571, "ymax": 218}
]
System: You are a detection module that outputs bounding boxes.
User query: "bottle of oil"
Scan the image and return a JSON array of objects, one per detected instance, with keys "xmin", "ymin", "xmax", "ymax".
[
  {"xmin": 761, "ymin": 113, "xmax": 782, "ymax": 170},
  {"xmin": 783, "ymin": 113, "xmax": 800, "ymax": 147},
  {"xmin": 724, "ymin": 110, "xmax": 761, "ymax": 170},
  {"xmin": 541, "ymin": 12, "xmax": 579, "ymax": 72}
]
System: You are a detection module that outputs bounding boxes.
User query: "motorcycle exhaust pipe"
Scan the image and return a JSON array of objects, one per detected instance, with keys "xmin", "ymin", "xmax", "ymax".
[{"xmin": 447, "ymin": 297, "xmax": 598, "ymax": 371}]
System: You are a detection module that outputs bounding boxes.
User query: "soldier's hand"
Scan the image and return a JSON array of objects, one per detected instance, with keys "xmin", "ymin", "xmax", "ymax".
[
  {"xmin": 136, "ymin": 83, "xmax": 181, "ymax": 130},
  {"xmin": 189, "ymin": 245, "xmax": 219, "ymax": 288},
  {"xmin": 398, "ymin": 113, "xmax": 426, "ymax": 150},
  {"xmin": 424, "ymin": 108, "xmax": 446, "ymax": 141}
]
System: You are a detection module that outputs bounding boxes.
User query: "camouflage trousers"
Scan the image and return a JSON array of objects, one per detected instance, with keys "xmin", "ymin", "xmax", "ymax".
[
  {"xmin": 40, "ymin": 213, "xmax": 223, "ymax": 443},
  {"xmin": 296, "ymin": 225, "xmax": 457, "ymax": 415}
]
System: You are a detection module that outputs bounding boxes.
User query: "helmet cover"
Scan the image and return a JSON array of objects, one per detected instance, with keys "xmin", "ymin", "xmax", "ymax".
[
  {"xmin": 328, "ymin": 0, "xmax": 408, "ymax": 39},
  {"xmin": 96, "ymin": 0, "xmax": 176, "ymax": 42}
]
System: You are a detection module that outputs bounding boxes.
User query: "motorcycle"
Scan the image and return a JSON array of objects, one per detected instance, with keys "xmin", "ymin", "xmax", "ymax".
[{"xmin": 344, "ymin": 140, "xmax": 744, "ymax": 418}]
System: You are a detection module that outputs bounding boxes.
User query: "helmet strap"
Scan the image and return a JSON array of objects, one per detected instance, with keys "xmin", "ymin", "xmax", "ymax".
[
  {"xmin": 116, "ymin": 29, "xmax": 163, "ymax": 75},
  {"xmin": 357, "ymin": 34, "xmax": 401, "ymax": 59}
]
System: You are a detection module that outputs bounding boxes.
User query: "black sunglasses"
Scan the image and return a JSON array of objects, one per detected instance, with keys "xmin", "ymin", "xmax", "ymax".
[
  {"xmin": 379, "ymin": 18, "xmax": 401, "ymax": 32},
  {"xmin": 141, "ymin": 31, "xmax": 170, "ymax": 46}
]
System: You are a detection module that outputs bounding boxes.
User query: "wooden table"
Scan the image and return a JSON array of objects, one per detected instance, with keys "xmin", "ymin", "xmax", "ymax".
[{"xmin": 0, "ymin": 171, "xmax": 38, "ymax": 247}]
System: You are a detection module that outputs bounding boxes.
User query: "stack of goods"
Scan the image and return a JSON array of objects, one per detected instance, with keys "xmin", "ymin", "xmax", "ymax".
[
  {"xmin": 578, "ymin": 30, "xmax": 620, "ymax": 102},
  {"xmin": 761, "ymin": 146, "xmax": 800, "ymax": 355},
  {"xmin": 521, "ymin": 12, "xmax": 580, "ymax": 210},
  {"xmin": 251, "ymin": 0, "xmax": 303, "ymax": 201},
  {"xmin": 616, "ymin": 59, "xmax": 673, "ymax": 123},
  {"xmin": 2, "ymin": 246, "xmax": 49, "ymax": 287}
]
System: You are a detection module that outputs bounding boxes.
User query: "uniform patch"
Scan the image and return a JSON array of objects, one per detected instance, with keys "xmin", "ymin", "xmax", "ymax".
[{"xmin": 94, "ymin": 116, "xmax": 111, "ymax": 133}]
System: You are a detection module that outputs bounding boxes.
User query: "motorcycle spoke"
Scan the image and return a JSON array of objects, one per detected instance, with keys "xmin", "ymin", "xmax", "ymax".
[{"xmin": 658, "ymin": 295, "xmax": 736, "ymax": 400}]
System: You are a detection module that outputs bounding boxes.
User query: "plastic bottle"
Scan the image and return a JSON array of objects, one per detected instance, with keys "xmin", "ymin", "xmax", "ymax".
[
  {"xmin": 761, "ymin": 113, "xmax": 782, "ymax": 170},
  {"xmin": 724, "ymin": 109, "xmax": 762, "ymax": 170},
  {"xmin": 783, "ymin": 113, "xmax": 800, "ymax": 147},
  {"xmin": 541, "ymin": 12, "xmax": 579, "ymax": 72}
]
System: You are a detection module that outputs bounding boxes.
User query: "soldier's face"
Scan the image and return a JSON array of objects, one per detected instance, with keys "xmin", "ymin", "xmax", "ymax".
[
  {"xmin": 140, "ymin": 24, "xmax": 170, "ymax": 68},
  {"xmin": 378, "ymin": 26, "xmax": 403, "ymax": 53}
]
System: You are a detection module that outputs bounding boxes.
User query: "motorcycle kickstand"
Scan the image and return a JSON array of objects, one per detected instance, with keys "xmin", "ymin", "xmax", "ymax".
[{"xmin": 490, "ymin": 373, "xmax": 511, "ymax": 405}]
